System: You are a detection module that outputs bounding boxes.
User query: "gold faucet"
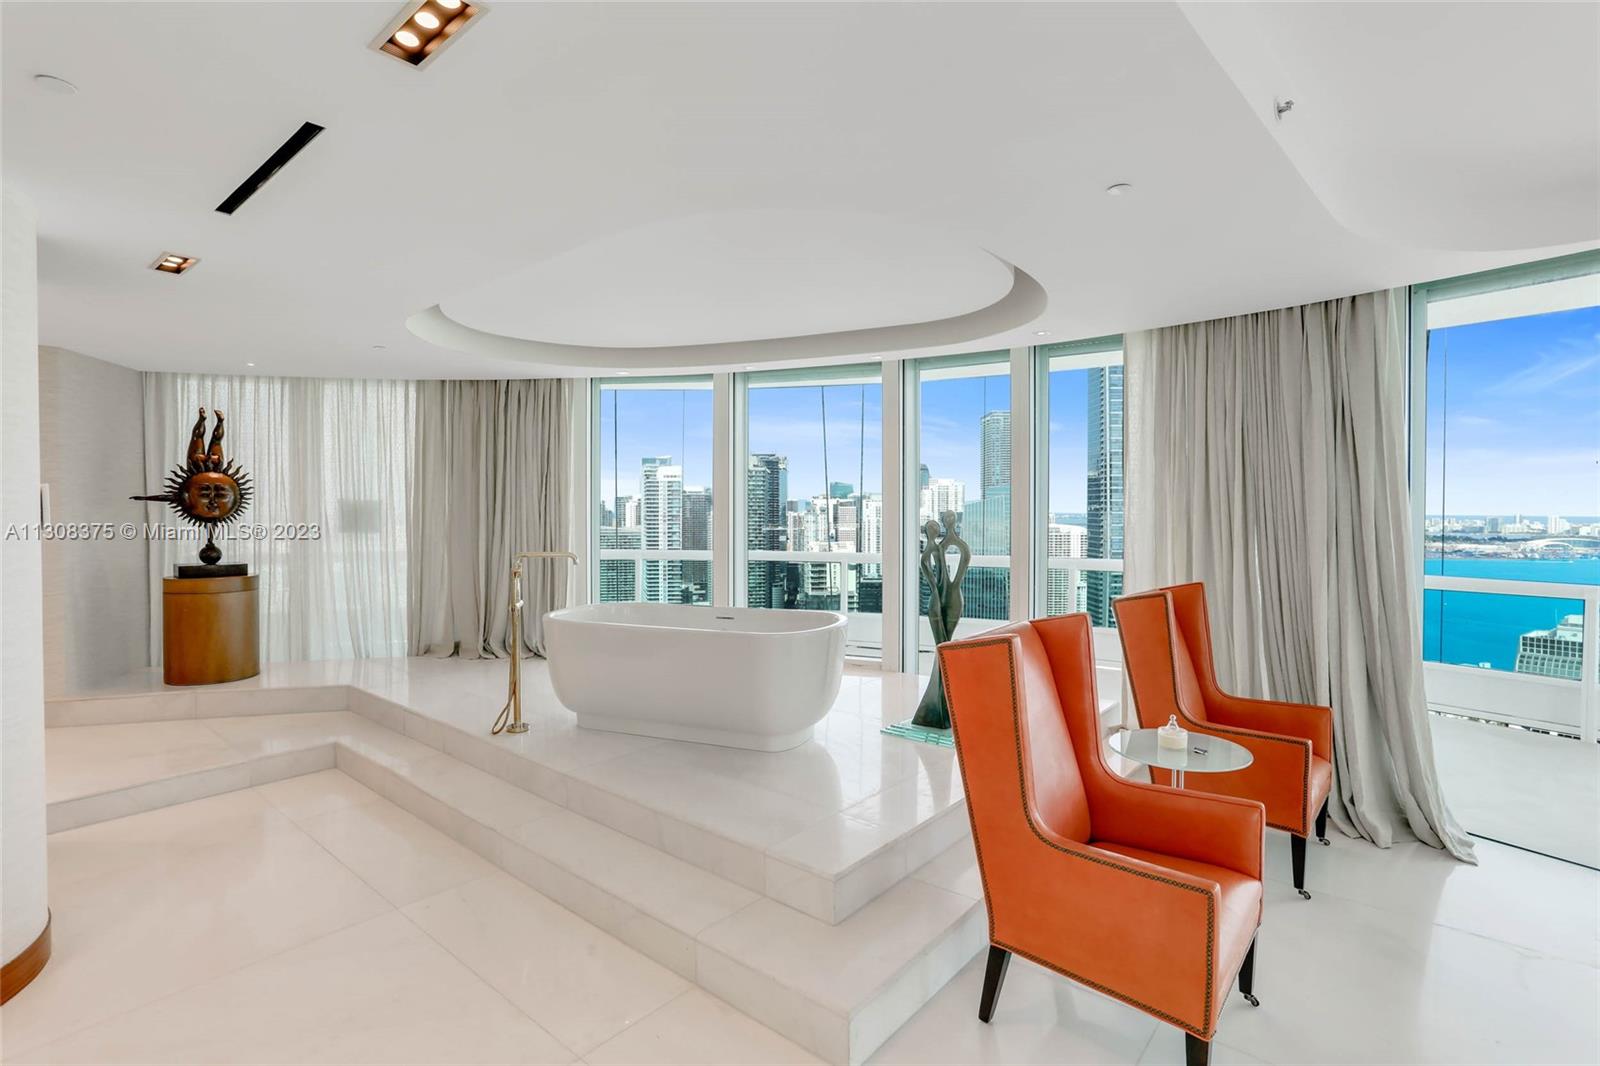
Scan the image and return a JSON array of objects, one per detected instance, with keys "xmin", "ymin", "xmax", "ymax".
[{"xmin": 492, "ymin": 551, "xmax": 580, "ymax": 736}]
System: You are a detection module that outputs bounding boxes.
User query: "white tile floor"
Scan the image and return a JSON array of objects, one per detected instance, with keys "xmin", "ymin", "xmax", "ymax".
[
  {"xmin": 3, "ymin": 775, "xmax": 821, "ymax": 1066},
  {"xmin": 5, "ymin": 770, "xmax": 1595, "ymax": 1066}
]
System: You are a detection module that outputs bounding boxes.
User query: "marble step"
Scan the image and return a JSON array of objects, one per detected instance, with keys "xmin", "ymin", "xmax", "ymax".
[
  {"xmin": 337, "ymin": 743, "xmax": 988, "ymax": 1064},
  {"xmin": 42, "ymin": 712, "xmax": 451, "ymax": 832},
  {"xmin": 46, "ymin": 713, "xmax": 988, "ymax": 1064},
  {"xmin": 46, "ymin": 680, "xmax": 970, "ymax": 927},
  {"xmin": 346, "ymin": 688, "xmax": 974, "ymax": 928},
  {"xmin": 45, "ymin": 684, "xmax": 353, "ymax": 726}
]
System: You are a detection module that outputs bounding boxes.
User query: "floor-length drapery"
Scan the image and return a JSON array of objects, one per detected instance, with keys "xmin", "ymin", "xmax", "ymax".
[
  {"xmin": 142, "ymin": 374, "xmax": 413, "ymax": 663},
  {"xmin": 1124, "ymin": 290, "xmax": 1474, "ymax": 861},
  {"xmin": 408, "ymin": 378, "xmax": 573, "ymax": 659}
]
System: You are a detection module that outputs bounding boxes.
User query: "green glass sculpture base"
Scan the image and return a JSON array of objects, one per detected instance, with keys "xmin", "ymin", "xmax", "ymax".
[{"xmin": 881, "ymin": 719, "xmax": 955, "ymax": 748}]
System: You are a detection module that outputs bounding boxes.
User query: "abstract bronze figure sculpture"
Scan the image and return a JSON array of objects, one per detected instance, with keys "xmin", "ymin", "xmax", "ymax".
[
  {"xmin": 133, "ymin": 407, "xmax": 253, "ymax": 569},
  {"xmin": 911, "ymin": 509, "xmax": 971, "ymax": 730}
]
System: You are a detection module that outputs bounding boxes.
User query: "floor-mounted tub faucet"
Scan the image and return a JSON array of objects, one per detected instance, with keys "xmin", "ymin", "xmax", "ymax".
[{"xmin": 492, "ymin": 551, "xmax": 580, "ymax": 736}]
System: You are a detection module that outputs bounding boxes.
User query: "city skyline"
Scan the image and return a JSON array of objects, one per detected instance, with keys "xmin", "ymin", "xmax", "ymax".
[
  {"xmin": 594, "ymin": 365, "xmax": 1124, "ymax": 519},
  {"xmin": 597, "ymin": 365, "xmax": 1126, "ymax": 630}
]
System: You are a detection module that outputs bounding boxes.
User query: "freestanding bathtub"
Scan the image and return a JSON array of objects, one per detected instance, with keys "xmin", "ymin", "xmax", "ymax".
[{"xmin": 543, "ymin": 603, "xmax": 848, "ymax": 751}]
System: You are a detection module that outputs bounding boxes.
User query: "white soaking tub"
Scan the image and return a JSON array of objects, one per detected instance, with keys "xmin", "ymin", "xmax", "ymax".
[{"xmin": 543, "ymin": 603, "xmax": 848, "ymax": 751}]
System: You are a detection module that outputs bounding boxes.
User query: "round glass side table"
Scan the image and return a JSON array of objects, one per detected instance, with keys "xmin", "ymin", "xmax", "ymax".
[{"xmin": 1109, "ymin": 728, "xmax": 1253, "ymax": 789}]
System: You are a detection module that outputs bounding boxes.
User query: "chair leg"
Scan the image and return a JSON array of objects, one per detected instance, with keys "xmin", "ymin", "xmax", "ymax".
[
  {"xmin": 1291, "ymin": 834, "xmax": 1311, "ymax": 899},
  {"xmin": 977, "ymin": 945, "xmax": 1011, "ymax": 1023},
  {"xmin": 1185, "ymin": 1032, "xmax": 1211, "ymax": 1066},
  {"xmin": 1315, "ymin": 800, "xmax": 1330, "ymax": 845},
  {"xmin": 1237, "ymin": 935, "xmax": 1259, "ymax": 1006}
]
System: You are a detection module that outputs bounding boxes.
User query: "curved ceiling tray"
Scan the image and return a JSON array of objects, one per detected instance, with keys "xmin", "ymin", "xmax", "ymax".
[
  {"xmin": 411, "ymin": 209, "xmax": 1044, "ymax": 370},
  {"xmin": 1181, "ymin": 2, "xmax": 1600, "ymax": 252},
  {"xmin": 410, "ymin": 261, "xmax": 1045, "ymax": 371}
]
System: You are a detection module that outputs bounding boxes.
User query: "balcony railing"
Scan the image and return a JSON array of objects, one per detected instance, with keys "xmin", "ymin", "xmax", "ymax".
[{"xmin": 1421, "ymin": 573, "xmax": 1599, "ymax": 742}]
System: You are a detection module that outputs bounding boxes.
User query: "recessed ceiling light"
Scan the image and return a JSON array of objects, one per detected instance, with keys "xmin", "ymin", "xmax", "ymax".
[
  {"xmin": 374, "ymin": 0, "xmax": 485, "ymax": 68},
  {"xmin": 150, "ymin": 252, "xmax": 199, "ymax": 275},
  {"xmin": 1033, "ymin": 330, "xmax": 1051, "ymax": 336},
  {"xmin": 617, "ymin": 371, "xmax": 632, "ymax": 376},
  {"xmin": 32, "ymin": 73, "xmax": 78, "ymax": 95},
  {"xmin": 245, "ymin": 362, "xmax": 256, "ymax": 367},
  {"xmin": 1105, "ymin": 183, "xmax": 1133, "ymax": 196}
]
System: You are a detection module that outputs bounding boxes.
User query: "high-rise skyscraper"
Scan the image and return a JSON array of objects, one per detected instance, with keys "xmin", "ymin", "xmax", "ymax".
[
  {"xmin": 860, "ymin": 496, "xmax": 883, "ymax": 558},
  {"xmin": 921, "ymin": 410, "xmax": 1012, "ymax": 622},
  {"xmin": 919, "ymin": 478, "xmax": 965, "ymax": 522},
  {"xmin": 617, "ymin": 494, "xmax": 641, "ymax": 529},
  {"xmin": 1084, "ymin": 367, "xmax": 1124, "ymax": 626},
  {"xmin": 1516, "ymin": 615, "xmax": 1582, "ymax": 679},
  {"xmin": 746, "ymin": 454, "xmax": 789, "ymax": 608},
  {"xmin": 640, "ymin": 456, "xmax": 683, "ymax": 603},
  {"xmin": 1046, "ymin": 523, "xmax": 1088, "ymax": 616},
  {"xmin": 833, "ymin": 497, "xmax": 859, "ymax": 550},
  {"xmin": 680, "ymin": 485, "xmax": 713, "ymax": 603},
  {"xmin": 598, "ymin": 526, "xmax": 641, "ymax": 602},
  {"xmin": 682, "ymin": 487, "xmax": 712, "ymax": 551},
  {"xmin": 980, "ymin": 410, "xmax": 1011, "ymax": 497}
]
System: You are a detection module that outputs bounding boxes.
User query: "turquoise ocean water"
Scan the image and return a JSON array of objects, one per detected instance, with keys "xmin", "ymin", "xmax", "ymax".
[{"xmin": 1422, "ymin": 557, "xmax": 1597, "ymax": 671}]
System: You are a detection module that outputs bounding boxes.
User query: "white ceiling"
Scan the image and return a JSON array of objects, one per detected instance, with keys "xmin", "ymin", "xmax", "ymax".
[
  {"xmin": 440, "ymin": 209, "xmax": 1018, "ymax": 348},
  {"xmin": 4, "ymin": 1, "xmax": 1596, "ymax": 379}
]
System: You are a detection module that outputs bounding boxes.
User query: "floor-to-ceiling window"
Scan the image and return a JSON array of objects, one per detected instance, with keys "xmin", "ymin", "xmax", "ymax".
[
  {"xmin": 1036, "ymin": 337, "xmax": 1124, "ymax": 628},
  {"xmin": 740, "ymin": 365, "xmax": 884, "ymax": 658},
  {"xmin": 1413, "ymin": 251, "xmax": 1600, "ymax": 740},
  {"xmin": 593, "ymin": 377, "xmax": 715, "ymax": 605},
  {"xmin": 912, "ymin": 352, "xmax": 1012, "ymax": 673}
]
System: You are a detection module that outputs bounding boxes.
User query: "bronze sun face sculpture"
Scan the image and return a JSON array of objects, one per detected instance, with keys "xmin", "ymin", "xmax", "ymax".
[{"xmin": 133, "ymin": 407, "xmax": 253, "ymax": 566}]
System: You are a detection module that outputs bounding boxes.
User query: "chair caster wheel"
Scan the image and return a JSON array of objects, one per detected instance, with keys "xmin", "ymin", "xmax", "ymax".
[
  {"xmin": 1243, "ymin": 993, "xmax": 1259, "ymax": 1007},
  {"xmin": 1318, "ymin": 837, "xmax": 1330, "ymax": 846},
  {"xmin": 1297, "ymin": 888, "xmax": 1312, "ymax": 900}
]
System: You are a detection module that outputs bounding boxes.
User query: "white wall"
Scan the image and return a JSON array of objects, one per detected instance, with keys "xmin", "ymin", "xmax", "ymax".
[
  {"xmin": 38, "ymin": 346, "xmax": 148, "ymax": 694},
  {"xmin": 1, "ymin": 187, "xmax": 50, "ymax": 967}
]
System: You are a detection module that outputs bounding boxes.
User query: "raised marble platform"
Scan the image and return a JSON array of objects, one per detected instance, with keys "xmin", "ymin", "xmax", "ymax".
[
  {"xmin": 47, "ymin": 658, "xmax": 981, "ymax": 926},
  {"xmin": 43, "ymin": 708, "xmax": 986, "ymax": 1064}
]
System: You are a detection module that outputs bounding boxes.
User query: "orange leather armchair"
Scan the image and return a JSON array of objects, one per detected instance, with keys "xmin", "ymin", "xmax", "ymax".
[
  {"xmin": 939, "ymin": 613, "xmax": 1265, "ymax": 1066},
  {"xmin": 1115, "ymin": 582, "xmax": 1334, "ymax": 899}
]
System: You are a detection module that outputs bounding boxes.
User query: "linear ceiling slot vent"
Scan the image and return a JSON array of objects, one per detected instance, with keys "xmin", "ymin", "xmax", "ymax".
[{"xmin": 214, "ymin": 121, "xmax": 325, "ymax": 215}]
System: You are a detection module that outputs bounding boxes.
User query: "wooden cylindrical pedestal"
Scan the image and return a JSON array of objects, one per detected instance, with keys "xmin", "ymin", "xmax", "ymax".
[{"xmin": 162, "ymin": 575, "xmax": 260, "ymax": 685}]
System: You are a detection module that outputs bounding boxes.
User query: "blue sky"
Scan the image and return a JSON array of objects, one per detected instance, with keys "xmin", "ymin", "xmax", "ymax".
[
  {"xmin": 918, "ymin": 373, "xmax": 1009, "ymax": 498},
  {"xmin": 746, "ymin": 384, "xmax": 883, "ymax": 500},
  {"xmin": 598, "ymin": 387, "xmax": 715, "ymax": 500},
  {"xmin": 1425, "ymin": 305, "xmax": 1600, "ymax": 517}
]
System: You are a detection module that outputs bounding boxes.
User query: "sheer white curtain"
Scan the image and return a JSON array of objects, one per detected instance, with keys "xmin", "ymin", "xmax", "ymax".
[
  {"xmin": 141, "ymin": 373, "xmax": 413, "ymax": 663},
  {"xmin": 1124, "ymin": 290, "xmax": 1474, "ymax": 861}
]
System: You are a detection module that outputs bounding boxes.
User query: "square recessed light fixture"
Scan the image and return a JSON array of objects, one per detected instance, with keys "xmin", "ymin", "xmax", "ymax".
[
  {"xmin": 373, "ymin": 0, "xmax": 486, "ymax": 68},
  {"xmin": 151, "ymin": 252, "xmax": 199, "ymax": 275}
]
